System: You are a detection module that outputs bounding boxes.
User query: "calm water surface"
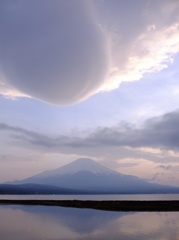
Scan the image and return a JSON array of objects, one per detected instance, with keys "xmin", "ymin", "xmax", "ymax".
[
  {"xmin": 0, "ymin": 205, "xmax": 179, "ymax": 240},
  {"xmin": 1, "ymin": 193, "xmax": 179, "ymax": 200}
]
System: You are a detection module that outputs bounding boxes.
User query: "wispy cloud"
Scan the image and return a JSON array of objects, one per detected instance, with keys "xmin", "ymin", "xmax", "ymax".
[
  {"xmin": 101, "ymin": 0, "xmax": 179, "ymax": 90},
  {"xmin": 103, "ymin": 23, "xmax": 179, "ymax": 91},
  {"xmin": 1, "ymin": 109, "xmax": 179, "ymax": 152},
  {"xmin": 157, "ymin": 165, "xmax": 172, "ymax": 170}
]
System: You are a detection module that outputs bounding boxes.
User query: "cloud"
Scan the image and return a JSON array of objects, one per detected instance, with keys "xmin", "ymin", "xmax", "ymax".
[
  {"xmin": 84, "ymin": 110, "xmax": 179, "ymax": 150},
  {"xmin": 1, "ymin": 109, "xmax": 179, "ymax": 152},
  {"xmin": 0, "ymin": 75, "xmax": 28, "ymax": 99},
  {"xmin": 157, "ymin": 165, "xmax": 172, "ymax": 170},
  {"xmin": 100, "ymin": 0, "xmax": 179, "ymax": 90},
  {"xmin": 2, "ymin": 110, "xmax": 179, "ymax": 184},
  {"xmin": 0, "ymin": 0, "xmax": 109, "ymax": 105},
  {"xmin": 1, "ymin": 0, "xmax": 179, "ymax": 104}
]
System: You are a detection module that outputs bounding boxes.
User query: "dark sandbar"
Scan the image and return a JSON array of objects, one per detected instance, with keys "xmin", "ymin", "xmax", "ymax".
[{"xmin": 0, "ymin": 200, "xmax": 179, "ymax": 211}]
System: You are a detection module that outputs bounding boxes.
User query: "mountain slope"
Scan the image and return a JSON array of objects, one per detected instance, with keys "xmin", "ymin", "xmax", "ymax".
[{"xmin": 11, "ymin": 158, "xmax": 179, "ymax": 194}]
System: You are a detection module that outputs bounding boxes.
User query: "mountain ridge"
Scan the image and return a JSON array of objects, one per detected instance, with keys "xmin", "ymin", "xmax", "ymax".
[{"xmin": 8, "ymin": 158, "xmax": 179, "ymax": 194}]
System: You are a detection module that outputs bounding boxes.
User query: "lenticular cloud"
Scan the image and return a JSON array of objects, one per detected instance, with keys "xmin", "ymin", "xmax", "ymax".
[
  {"xmin": 0, "ymin": 0, "xmax": 109, "ymax": 105},
  {"xmin": 1, "ymin": 0, "xmax": 179, "ymax": 105}
]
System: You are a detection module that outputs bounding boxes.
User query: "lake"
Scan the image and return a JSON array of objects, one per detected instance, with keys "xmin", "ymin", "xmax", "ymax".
[
  {"xmin": 1, "ymin": 193, "xmax": 179, "ymax": 200},
  {"xmin": 0, "ymin": 204, "xmax": 179, "ymax": 239},
  {"xmin": 1, "ymin": 194, "xmax": 179, "ymax": 239}
]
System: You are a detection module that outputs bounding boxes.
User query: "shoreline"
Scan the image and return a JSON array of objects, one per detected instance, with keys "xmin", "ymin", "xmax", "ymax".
[{"xmin": 0, "ymin": 199, "xmax": 179, "ymax": 211}]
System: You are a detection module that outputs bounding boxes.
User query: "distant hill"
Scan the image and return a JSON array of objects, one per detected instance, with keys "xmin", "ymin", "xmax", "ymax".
[
  {"xmin": 0, "ymin": 183, "xmax": 87, "ymax": 195},
  {"xmin": 7, "ymin": 158, "xmax": 179, "ymax": 194}
]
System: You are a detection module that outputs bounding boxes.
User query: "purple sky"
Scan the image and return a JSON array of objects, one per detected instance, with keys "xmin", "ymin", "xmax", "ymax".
[{"xmin": 1, "ymin": 0, "xmax": 179, "ymax": 186}]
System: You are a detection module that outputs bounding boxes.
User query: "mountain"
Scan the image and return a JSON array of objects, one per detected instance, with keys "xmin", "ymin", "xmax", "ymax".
[{"xmin": 10, "ymin": 158, "xmax": 179, "ymax": 194}]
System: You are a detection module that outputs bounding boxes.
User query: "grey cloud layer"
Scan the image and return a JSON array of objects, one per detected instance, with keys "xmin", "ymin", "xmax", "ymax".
[
  {"xmin": 0, "ymin": 0, "xmax": 109, "ymax": 104},
  {"xmin": 1, "ymin": 110, "xmax": 179, "ymax": 151},
  {"xmin": 1, "ymin": 0, "xmax": 179, "ymax": 104},
  {"xmin": 89, "ymin": 111, "xmax": 179, "ymax": 149}
]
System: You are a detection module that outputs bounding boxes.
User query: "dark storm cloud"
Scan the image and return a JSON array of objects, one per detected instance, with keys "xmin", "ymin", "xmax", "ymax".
[
  {"xmin": 1, "ymin": 110, "xmax": 179, "ymax": 151},
  {"xmin": 0, "ymin": 0, "xmax": 109, "ymax": 105}
]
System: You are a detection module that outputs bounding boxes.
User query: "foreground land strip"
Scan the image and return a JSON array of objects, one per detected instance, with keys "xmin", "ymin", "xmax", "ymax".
[{"xmin": 0, "ymin": 200, "xmax": 179, "ymax": 211}]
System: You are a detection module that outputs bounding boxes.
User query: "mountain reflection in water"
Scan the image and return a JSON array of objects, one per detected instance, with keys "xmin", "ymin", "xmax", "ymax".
[{"xmin": 0, "ymin": 205, "xmax": 179, "ymax": 240}]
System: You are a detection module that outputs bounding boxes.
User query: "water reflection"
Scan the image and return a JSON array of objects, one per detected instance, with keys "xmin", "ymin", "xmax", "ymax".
[{"xmin": 0, "ymin": 205, "xmax": 179, "ymax": 240}]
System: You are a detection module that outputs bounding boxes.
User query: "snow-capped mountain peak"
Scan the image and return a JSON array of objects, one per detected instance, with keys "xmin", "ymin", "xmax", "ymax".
[
  {"xmin": 10, "ymin": 158, "xmax": 178, "ymax": 194},
  {"xmin": 36, "ymin": 158, "xmax": 119, "ymax": 178},
  {"xmin": 55, "ymin": 158, "xmax": 118, "ymax": 176}
]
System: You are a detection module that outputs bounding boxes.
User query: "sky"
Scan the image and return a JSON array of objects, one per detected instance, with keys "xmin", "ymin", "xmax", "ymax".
[{"xmin": 1, "ymin": 0, "xmax": 179, "ymax": 186}]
